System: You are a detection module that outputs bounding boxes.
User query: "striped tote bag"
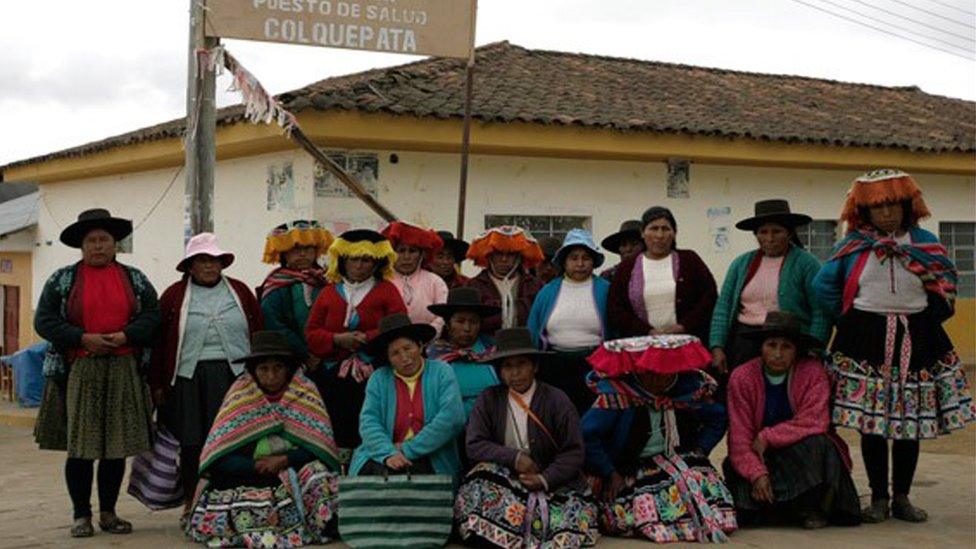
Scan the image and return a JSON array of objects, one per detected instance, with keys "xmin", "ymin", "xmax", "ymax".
[
  {"xmin": 338, "ymin": 474, "xmax": 454, "ymax": 548},
  {"xmin": 126, "ymin": 424, "xmax": 183, "ymax": 510}
]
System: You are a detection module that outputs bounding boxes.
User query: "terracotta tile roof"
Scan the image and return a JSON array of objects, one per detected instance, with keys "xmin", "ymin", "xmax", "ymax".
[{"xmin": 4, "ymin": 41, "xmax": 973, "ymax": 171}]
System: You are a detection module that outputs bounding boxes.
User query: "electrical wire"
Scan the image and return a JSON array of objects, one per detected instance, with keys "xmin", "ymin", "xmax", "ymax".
[
  {"xmin": 846, "ymin": 0, "xmax": 974, "ymax": 42},
  {"xmin": 134, "ymin": 165, "xmax": 183, "ymax": 230},
  {"xmin": 924, "ymin": 0, "xmax": 975, "ymax": 18},
  {"xmin": 888, "ymin": 0, "xmax": 976, "ymax": 28},
  {"xmin": 789, "ymin": 0, "xmax": 976, "ymax": 60},
  {"xmin": 816, "ymin": 0, "xmax": 974, "ymax": 53}
]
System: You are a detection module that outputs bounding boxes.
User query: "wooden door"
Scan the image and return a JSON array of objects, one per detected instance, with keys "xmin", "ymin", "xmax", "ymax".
[{"xmin": 3, "ymin": 286, "xmax": 19, "ymax": 355}]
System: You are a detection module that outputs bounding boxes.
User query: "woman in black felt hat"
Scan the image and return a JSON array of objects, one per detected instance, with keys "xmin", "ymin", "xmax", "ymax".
[
  {"xmin": 33, "ymin": 208, "xmax": 160, "ymax": 538},
  {"xmin": 427, "ymin": 230, "xmax": 472, "ymax": 289},
  {"xmin": 709, "ymin": 199, "xmax": 828, "ymax": 381}
]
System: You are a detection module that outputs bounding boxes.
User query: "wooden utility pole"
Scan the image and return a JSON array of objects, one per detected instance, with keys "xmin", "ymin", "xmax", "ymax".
[
  {"xmin": 185, "ymin": 0, "xmax": 217, "ymax": 236},
  {"xmin": 455, "ymin": 0, "xmax": 478, "ymax": 239}
]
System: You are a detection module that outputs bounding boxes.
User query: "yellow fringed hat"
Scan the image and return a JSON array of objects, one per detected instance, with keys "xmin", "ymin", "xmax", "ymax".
[
  {"xmin": 841, "ymin": 169, "xmax": 930, "ymax": 232},
  {"xmin": 466, "ymin": 226, "xmax": 545, "ymax": 270},
  {"xmin": 325, "ymin": 229, "xmax": 398, "ymax": 282},
  {"xmin": 262, "ymin": 220, "xmax": 334, "ymax": 265}
]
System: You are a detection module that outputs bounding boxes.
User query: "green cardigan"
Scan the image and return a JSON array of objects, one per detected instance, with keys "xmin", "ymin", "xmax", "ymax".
[{"xmin": 709, "ymin": 246, "xmax": 829, "ymax": 349}]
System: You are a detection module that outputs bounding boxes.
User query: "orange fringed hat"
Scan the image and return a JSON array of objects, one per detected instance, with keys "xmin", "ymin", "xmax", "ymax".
[
  {"xmin": 381, "ymin": 221, "xmax": 443, "ymax": 252},
  {"xmin": 466, "ymin": 226, "xmax": 545, "ymax": 270},
  {"xmin": 841, "ymin": 168, "xmax": 930, "ymax": 232}
]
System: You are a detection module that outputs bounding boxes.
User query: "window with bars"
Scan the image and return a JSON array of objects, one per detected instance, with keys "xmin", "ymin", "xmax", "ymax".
[
  {"xmin": 483, "ymin": 215, "xmax": 591, "ymax": 241},
  {"xmin": 795, "ymin": 220, "xmax": 838, "ymax": 261},
  {"xmin": 940, "ymin": 222, "xmax": 975, "ymax": 298}
]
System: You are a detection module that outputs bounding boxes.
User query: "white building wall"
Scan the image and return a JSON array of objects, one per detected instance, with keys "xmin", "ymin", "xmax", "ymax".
[{"xmin": 29, "ymin": 147, "xmax": 976, "ymax": 307}]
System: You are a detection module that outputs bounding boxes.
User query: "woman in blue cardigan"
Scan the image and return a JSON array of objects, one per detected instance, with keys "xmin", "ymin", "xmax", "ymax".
[
  {"xmin": 527, "ymin": 229, "xmax": 610, "ymax": 415},
  {"xmin": 349, "ymin": 313, "xmax": 465, "ymax": 480}
]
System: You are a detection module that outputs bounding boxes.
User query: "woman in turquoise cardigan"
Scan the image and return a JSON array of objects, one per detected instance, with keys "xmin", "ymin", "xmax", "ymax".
[
  {"xmin": 349, "ymin": 313, "xmax": 465, "ymax": 480},
  {"xmin": 709, "ymin": 200, "xmax": 829, "ymax": 380}
]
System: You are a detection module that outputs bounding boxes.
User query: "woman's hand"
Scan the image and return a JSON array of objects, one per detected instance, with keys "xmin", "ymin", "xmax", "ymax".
[
  {"xmin": 334, "ymin": 331, "xmax": 368, "ymax": 350},
  {"xmin": 255, "ymin": 455, "xmax": 290, "ymax": 475},
  {"xmin": 384, "ymin": 452, "xmax": 412, "ymax": 471},
  {"xmin": 81, "ymin": 333, "xmax": 113, "ymax": 355},
  {"xmin": 102, "ymin": 332, "xmax": 127, "ymax": 348},
  {"xmin": 514, "ymin": 452, "xmax": 539, "ymax": 475},
  {"xmin": 519, "ymin": 473, "xmax": 545, "ymax": 492},
  {"xmin": 304, "ymin": 355, "xmax": 322, "ymax": 372},
  {"xmin": 711, "ymin": 347, "xmax": 728, "ymax": 374},
  {"xmin": 751, "ymin": 435, "xmax": 768, "ymax": 459},
  {"xmin": 603, "ymin": 471, "xmax": 626, "ymax": 501},
  {"xmin": 751, "ymin": 474, "xmax": 774, "ymax": 503}
]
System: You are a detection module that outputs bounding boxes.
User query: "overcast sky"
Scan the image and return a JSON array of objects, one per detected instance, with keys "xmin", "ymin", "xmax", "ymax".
[{"xmin": 1, "ymin": 0, "xmax": 974, "ymax": 167}]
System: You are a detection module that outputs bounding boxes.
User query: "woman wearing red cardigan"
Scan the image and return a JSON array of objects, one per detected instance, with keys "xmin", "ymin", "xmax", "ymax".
[
  {"xmin": 724, "ymin": 311, "xmax": 860, "ymax": 529},
  {"xmin": 305, "ymin": 229, "xmax": 406, "ymax": 449},
  {"xmin": 607, "ymin": 207, "xmax": 717, "ymax": 344}
]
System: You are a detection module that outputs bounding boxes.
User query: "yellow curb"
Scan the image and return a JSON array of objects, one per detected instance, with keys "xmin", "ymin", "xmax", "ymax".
[{"xmin": 0, "ymin": 412, "xmax": 37, "ymax": 428}]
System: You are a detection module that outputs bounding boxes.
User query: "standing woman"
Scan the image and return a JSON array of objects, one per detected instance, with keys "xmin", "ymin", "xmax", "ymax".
[
  {"xmin": 600, "ymin": 219, "xmax": 645, "ymax": 280},
  {"xmin": 383, "ymin": 221, "xmax": 449, "ymax": 331},
  {"xmin": 304, "ymin": 229, "xmax": 406, "ymax": 450},
  {"xmin": 607, "ymin": 206, "xmax": 718, "ymax": 343},
  {"xmin": 814, "ymin": 169, "xmax": 976, "ymax": 523},
  {"xmin": 427, "ymin": 287, "xmax": 501, "ymax": 419},
  {"xmin": 257, "ymin": 220, "xmax": 333, "ymax": 367},
  {"xmin": 349, "ymin": 313, "xmax": 466, "ymax": 479},
  {"xmin": 150, "ymin": 233, "xmax": 263, "ymax": 514},
  {"xmin": 527, "ymin": 229, "xmax": 611, "ymax": 414},
  {"xmin": 33, "ymin": 209, "xmax": 160, "ymax": 538},
  {"xmin": 465, "ymin": 226, "xmax": 545, "ymax": 336},
  {"xmin": 710, "ymin": 200, "xmax": 828, "ymax": 376},
  {"xmin": 427, "ymin": 230, "xmax": 471, "ymax": 289}
]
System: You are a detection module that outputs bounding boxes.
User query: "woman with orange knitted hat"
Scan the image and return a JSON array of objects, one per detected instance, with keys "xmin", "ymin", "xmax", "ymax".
[
  {"xmin": 382, "ymin": 221, "xmax": 450, "ymax": 332},
  {"xmin": 465, "ymin": 226, "xmax": 545, "ymax": 336},
  {"xmin": 814, "ymin": 169, "xmax": 976, "ymax": 524}
]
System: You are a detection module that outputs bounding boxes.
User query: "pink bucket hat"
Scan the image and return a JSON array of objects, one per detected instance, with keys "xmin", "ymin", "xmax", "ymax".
[{"xmin": 177, "ymin": 233, "xmax": 235, "ymax": 272}]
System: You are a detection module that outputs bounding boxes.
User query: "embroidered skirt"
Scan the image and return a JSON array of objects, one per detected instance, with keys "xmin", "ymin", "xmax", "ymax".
[
  {"xmin": 455, "ymin": 462, "xmax": 600, "ymax": 549},
  {"xmin": 186, "ymin": 460, "xmax": 338, "ymax": 548},
  {"xmin": 723, "ymin": 434, "xmax": 861, "ymax": 525},
  {"xmin": 829, "ymin": 308, "xmax": 976, "ymax": 440},
  {"xmin": 594, "ymin": 453, "xmax": 736, "ymax": 543}
]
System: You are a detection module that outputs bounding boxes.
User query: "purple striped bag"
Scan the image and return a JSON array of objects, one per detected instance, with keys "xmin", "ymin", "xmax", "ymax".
[{"xmin": 126, "ymin": 424, "xmax": 183, "ymax": 510}]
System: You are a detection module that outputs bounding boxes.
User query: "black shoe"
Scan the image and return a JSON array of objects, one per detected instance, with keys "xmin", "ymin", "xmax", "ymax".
[
  {"xmin": 861, "ymin": 498, "xmax": 890, "ymax": 523},
  {"xmin": 892, "ymin": 495, "xmax": 928, "ymax": 523}
]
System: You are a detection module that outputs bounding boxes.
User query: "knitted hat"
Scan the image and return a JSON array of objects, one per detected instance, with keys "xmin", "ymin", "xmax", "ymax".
[
  {"xmin": 841, "ymin": 169, "xmax": 930, "ymax": 232},
  {"xmin": 466, "ymin": 226, "xmax": 545, "ymax": 270},
  {"xmin": 381, "ymin": 221, "xmax": 443, "ymax": 252},
  {"xmin": 262, "ymin": 220, "xmax": 334, "ymax": 265},
  {"xmin": 325, "ymin": 229, "xmax": 397, "ymax": 282}
]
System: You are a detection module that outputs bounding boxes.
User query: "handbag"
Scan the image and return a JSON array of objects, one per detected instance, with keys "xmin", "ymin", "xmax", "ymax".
[
  {"xmin": 126, "ymin": 424, "xmax": 183, "ymax": 510},
  {"xmin": 338, "ymin": 472, "xmax": 454, "ymax": 548}
]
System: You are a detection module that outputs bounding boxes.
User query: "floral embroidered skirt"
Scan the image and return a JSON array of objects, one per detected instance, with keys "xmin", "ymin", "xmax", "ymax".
[
  {"xmin": 185, "ymin": 461, "xmax": 338, "ymax": 548},
  {"xmin": 593, "ymin": 453, "xmax": 736, "ymax": 543},
  {"xmin": 455, "ymin": 462, "xmax": 600, "ymax": 549},
  {"xmin": 829, "ymin": 308, "xmax": 976, "ymax": 440}
]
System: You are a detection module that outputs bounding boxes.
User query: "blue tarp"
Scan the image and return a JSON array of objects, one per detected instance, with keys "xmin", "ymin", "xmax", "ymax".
[{"xmin": 4, "ymin": 342, "xmax": 47, "ymax": 407}]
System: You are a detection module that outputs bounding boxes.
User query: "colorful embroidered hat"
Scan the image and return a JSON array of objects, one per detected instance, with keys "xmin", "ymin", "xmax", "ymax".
[
  {"xmin": 466, "ymin": 226, "xmax": 545, "ymax": 270},
  {"xmin": 841, "ymin": 168, "xmax": 930, "ymax": 231},
  {"xmin": 262, "ymin": 220, "xmax": 334, "ymax": 264},
  {"xmin": 552, "ymin": 228, "xmax": 606, "ymax": 269},
  {"xmin": 381, "ymin": 221, "xmax": 443, "ymax": 252},
  {"xmin": 325, "ymin": 229, "xmax": 397, "ymax": 282},
  {"xmin": 587, "ymin": 335, "xmax": 711, "ymax": 377},
  {"xmin": 60, "ymin": 208, "xmax": 132, "ymax": 248}
]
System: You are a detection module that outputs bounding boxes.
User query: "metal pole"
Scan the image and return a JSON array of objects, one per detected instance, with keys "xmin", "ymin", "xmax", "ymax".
[{"xmin": 185, "ymin": 0, "xmax": 217, "ymax": 237}]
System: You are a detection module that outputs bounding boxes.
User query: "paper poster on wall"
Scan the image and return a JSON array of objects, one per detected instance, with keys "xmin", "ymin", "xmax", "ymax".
[
  {"xmin": 667, "ymin": 159, "xmax": 690, "ymax": 199},
  {"xmin": 707, "ymin": 206, "xmax": 731, "ymax": 253},
  {"xmin": 315, "ymin": 153, "xmax": 379, "ymax": 198},
  {"xmin": 267, "ymin": 163, "xmax": 295, "ymax": 211}
]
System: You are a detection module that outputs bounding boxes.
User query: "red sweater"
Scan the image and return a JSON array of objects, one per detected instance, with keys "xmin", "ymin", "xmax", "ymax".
[
  {"xmin": 726, "ymin": 356, "xmax": 852, "ymax": 483},
  {"xmin": 305, "ymin": 281, "xmax": 407, "ymax": 362},
  {"xmin": 149, "ymin": 277, "xmax": 263, "ymax": 391}
]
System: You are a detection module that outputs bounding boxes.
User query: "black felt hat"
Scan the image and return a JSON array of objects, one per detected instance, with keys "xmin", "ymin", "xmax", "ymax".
[
  {"xmin": 435, "ymin": 230, "xmax": 470, "ymax": 263},
  {"xmin": 478, "ymin": 328, "xmax": 551, "ymax": 364},
  {"xmin": 741, "ymin": 311, "xmax": 822, "ymax": 350},
  {"xmin": 428, "ymin": 287, "xmax": 500, "ymax": 320},
  {"xmin": 339, "ymin": 229, "xmax": 387, "ymax": 243},
  {"xmin": 363, "ymin": 313, "xmax": 438, "ymax": 361},
  {"xmin": 59, "ymin": 208, "xmax": 133, "ymax": 248},
  {"xmin": 601, "ymin": 220, "xmax": 644, "ymax": 255},
  {"xmin": 232, "ymin": 331, "xmax": 300, "ymax": 366},
  {"xmin": 735, "ymin": 200, "xmax": 812, "ymax": 232}
]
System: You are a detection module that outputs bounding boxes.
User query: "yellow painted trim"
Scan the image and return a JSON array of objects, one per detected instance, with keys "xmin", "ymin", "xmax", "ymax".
[{"xmin": 5, "ymin": 111, "xmax": 974, "ymax": 183}]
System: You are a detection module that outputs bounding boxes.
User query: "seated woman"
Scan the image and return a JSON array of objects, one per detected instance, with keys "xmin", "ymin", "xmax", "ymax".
[
  {"xmin": 185, "ymin": 331, "xmax": 341, "ymax": 547},
  {"xmin": 582, "ymin": 335, "xmax": 736, "ymax": 543},
  {"xmin": 456, "ymin": 328, "xmax": 600, "ymax": 548},
  {"xmin": 724, "ymin": 311, "xmax": 861, "ymax": 529},
  {"xmin": 349, "ymin": 313, "xmax": 466, "ymax": 479},
  {"xmin": 427, "ymin": 286, "xmax": 501, "ymax": 419}
]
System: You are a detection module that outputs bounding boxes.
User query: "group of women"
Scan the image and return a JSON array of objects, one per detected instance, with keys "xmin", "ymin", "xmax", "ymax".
[{"xmin": 31, "ymin": 168, "xmax": 974, "ymax": 547}]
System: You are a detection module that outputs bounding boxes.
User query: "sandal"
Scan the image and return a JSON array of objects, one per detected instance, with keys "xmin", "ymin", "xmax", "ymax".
[
  {"xmin": 98, "ymin": 515, "xmax": 133, "ymax": 534},
  {"xmin": 70, "ymin": 518, "xmax": 94, "ymax": 538},
  {"xmin": 892, "ymin": 495, "xmax": 928, "ymax": 523}
]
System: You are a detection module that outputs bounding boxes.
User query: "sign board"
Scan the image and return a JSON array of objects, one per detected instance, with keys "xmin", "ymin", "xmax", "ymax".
[{"xmin": 205, "ymin": 0, "xmax": 476, "ymax": 58}]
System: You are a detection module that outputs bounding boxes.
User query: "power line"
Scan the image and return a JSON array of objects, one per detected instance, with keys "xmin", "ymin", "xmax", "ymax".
[
  {"xmin": 895, "ymin": 0, "xmax": 976, "ymax": 27},
  {"xmin": 817, "ymin": 0, "xmax": 975, "ymax": 53},
  {"xmin": 789, "ymin": 0, "xmax": 976, "ymax": 60},
  {"xmin": 134, "ymin": 165, "xmax": 183, "ymax": 230},
  {"xmin": 923, "ymin": 0, "xmax": 975, "ymax": 18},
  {"xmin": 847, "ymin": 0, "xmax": 974, "ymax": 42}
]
